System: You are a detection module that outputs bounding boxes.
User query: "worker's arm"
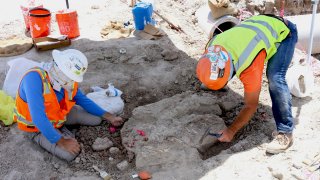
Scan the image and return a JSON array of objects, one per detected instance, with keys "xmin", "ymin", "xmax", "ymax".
[
  {"xmin": 22, "ymin": 72, "xmax": 79, "ymax": 154},
  {"xmin": 74, "ymin": 89, "xmax": 123, "ymax": 126},
  {"xmin": 20, "ymin": 72, "xmax": 62, "ymax": 143},
  {"xmin": 218, "ymin": 91, "xmax": 260, "ymax": 142},
  {"xmin": 218, "ymin": 50, "xmax": 265, "ymax": 142}
]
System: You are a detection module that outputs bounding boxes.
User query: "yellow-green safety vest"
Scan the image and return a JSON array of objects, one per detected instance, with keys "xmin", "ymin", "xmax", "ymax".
[{"xmin": 206, "ymin": 15, "xmax": 290, "ymax": 77}]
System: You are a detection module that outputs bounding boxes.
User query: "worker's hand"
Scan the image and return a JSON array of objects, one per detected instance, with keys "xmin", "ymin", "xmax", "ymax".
[
  {"xmin": 218, "ymin": 128, "xmax": 236, "ymax": 142},
  {"xmin": 109, "ymin": 116, "xmax": 123, "ymax": 126},
  {"xmin": 57, "ymin": 137, "xmax": 80, "ymax": 155},
  {"xmin": 103, "ymin": 112, "xmax": 124, "ymax": 127}
]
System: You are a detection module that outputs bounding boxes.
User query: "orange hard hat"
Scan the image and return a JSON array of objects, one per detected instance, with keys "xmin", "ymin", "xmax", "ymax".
[{"xmin": 196, "ymin": 45, "xmax": 234, "ymax": 90}]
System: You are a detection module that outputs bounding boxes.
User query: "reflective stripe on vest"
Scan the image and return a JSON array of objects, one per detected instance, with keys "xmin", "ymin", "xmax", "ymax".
[
  {"xmin": 67, "ymin": 84, "xmax": 75, "ymax": 100},
  {"xmin": 36, "ymin": 68, "xmax": 51, "ymax": 95},
  {"xmin": 208, "ymin": 15, "xmax": 290, "ymax": 77},
  {"xmin": 233, "ymin": 23, "xmax": 271, "ymax": 71},
  {"xmin": 14, "ymin": 108, "xmax": 65, "ymax": 129},
  {"xmin": 244, "ymin": 20, "xmax": 279, "ymax": 40}
]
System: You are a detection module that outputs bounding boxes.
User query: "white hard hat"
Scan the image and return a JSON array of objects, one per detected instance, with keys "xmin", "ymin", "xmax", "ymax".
[{"xmin": 52, "ymin": 49, "xmax": 88, "ymax": 82}]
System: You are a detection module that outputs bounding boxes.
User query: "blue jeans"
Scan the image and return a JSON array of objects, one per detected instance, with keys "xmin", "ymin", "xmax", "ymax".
[{"xmin": 266, "ymin": 20, "xmax": 298, "ymax": 134}]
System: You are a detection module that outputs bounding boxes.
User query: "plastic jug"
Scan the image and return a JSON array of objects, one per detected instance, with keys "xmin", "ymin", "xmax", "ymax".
[
  {"xmin": 141, "ymin": 0, "xmax": 156, "ymax": 10},
  {"xmin": 132, "ymin": 2, "xmax": 153, "ymax": 30}
]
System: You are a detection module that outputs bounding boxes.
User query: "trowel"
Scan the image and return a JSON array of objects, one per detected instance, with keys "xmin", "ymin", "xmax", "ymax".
[
  {"xmin": 197, "ymin": 128, "xmax": 232, "ymax": 159},
  {"xmin": 197, "ymin": 128, "xmax": 221, "ymax": 154}
]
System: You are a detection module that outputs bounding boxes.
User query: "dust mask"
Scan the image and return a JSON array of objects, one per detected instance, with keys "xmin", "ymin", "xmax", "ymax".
[{"xmin": 47, "ymin": 62, "xmax": 74, "ymax": 92}]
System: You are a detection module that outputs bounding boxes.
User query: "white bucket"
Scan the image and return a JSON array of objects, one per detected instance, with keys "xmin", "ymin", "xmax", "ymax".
[
  {"xmin": 195, "ymin": 6, "xmax": 240, "ymax": 38},
  {"xmin": 286, "ymin": 49, "xmax": 315, "ymax": 98}
]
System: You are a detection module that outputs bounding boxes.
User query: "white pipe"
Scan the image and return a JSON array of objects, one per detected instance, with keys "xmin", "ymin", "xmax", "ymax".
[
  {"xmin": 196, "ymin": 6, "xmax": 240, "ymax": 39},
  {"xmin": 306, "ymin": 0, "xmax": 319, "ymax": 64},
  {"xmin": 196, "ymin": 5, "xmax": 320, "ymax": 55},
  {"xmin": 286, "ymin": 13, "xmax": 320, "ymax": 54}
]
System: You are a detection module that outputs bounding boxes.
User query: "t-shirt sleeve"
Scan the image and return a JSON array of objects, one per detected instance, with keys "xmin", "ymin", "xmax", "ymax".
[{"xmin": 239, "ymin": 50, "xmax": 266, "ymax": 93}]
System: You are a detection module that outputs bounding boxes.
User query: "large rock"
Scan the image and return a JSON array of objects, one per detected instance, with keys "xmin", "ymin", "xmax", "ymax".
[
  {"xmin": 92, "ymin": 137, "xmax": 113, "ymax": 151},
  {"xmin": 121, "ymin": 91, "xmax": 227, "ymax": 179}
]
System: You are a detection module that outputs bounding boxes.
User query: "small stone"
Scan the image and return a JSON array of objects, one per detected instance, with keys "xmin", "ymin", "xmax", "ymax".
[
  {"xmin": 53, "ymin": 163, "xmax": 59, "ymax": 169},
  {"xmin": 81, "ymin": 158, "xmax": 87, "ymax": 163},
  {"xmin": 119, "ymin": 55, "xmax": 129, "ymax": 62},
  {"xmin": 219, "ymin": 101, "xmax": 237, "ymax": 111},
  {"xmin": 109, "ymin": 147, "xmax": 120, "ymax": 154},
  {"xmin": 272, "ymin": 171, "xmax": 283, "ymax": 180},
  {"xmin": 92, "ymin": 137, "xmax": 113, "ymax": 151},
  {"xmin": 109, "ymin": 157, "xmax": 114, "ymax": 161},
  {"xmin": 161, "ymin": 50, "xmax": 178, "ymax": 61},
  {"xmin": 91, "ymin": 5, "xmax": 100, "ymax": 9},
  {"xmin": 192, "ymin": 17, "xmax": 198, "ymax": 24},
  {"xmin": 75, "ymin": 157, "xmax": 80, "ymax": 163},
  {"xmin": 116, "ymin": 160, "xmax": 129, "ymax": 171},
  {"xmin": 174, "ymin": 80, "xmax": 179, "ymax": 84},
  {"xmin": 292, "ymin": 162, "xmax": 303, "ymax": 169},
  {"xmin": 119, "ymin": 48, "xmax": 127, "ymax": 54},
  {"xmin": 181, "ymin": 70, "xmax": 187, "ymax": 77},
  {"xmin": 268, "ymin": 167, "xmax": 283, "ymax": 180},
  {"xmin": 127, "ymin": 151, "xmax": 135, "ymax": 163}
]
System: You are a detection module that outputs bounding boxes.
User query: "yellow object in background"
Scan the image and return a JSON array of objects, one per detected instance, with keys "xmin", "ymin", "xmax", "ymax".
[{"xmin": 0, "ymin": 90, "xmax": 15, "ymax": 126}]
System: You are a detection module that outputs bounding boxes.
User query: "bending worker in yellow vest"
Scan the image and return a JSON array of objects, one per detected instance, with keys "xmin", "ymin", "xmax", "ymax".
[
  {"xmin": 197, "ymin": 14, "xmax": 298, "ymax": 154},
  {"xmin": 14, "ymin": 49, "xmax": 123, "ymax": 161}
]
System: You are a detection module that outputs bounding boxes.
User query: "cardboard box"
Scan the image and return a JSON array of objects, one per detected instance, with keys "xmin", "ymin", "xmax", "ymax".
[{"xmin": 33, "ymin": 36, "xmax": 71, "ymax": 51}]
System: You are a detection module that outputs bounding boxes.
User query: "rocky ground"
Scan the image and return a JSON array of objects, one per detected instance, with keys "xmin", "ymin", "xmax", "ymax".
[{"xmin": 0, "ymin": 0, "xmax": 320, "ymax": 179}]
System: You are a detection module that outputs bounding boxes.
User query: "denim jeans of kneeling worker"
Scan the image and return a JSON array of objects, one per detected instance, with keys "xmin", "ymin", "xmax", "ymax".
[{"xmin": 266, "ymin": 20, "xmax": 298, "ymax": 134}]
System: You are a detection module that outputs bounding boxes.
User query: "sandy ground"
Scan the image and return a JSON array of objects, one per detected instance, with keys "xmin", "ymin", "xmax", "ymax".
[{"xmin": 1, "ymin": 0, "xmax": 320, "ymax": 179}]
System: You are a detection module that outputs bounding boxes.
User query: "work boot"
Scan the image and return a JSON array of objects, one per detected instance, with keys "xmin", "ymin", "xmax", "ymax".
[
  {"xmin": 266, "ymin": 132, "xmax": 293, "ymax": 154},
  {"xmin": 197, "ymin": 128, "xmax": 221, "ymax": 154}
]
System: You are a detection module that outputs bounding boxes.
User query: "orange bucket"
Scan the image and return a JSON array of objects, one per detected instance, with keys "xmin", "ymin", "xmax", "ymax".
[
  {"xmin": 20, "ymin": 4, "xmax": 43, "ymax": 30},
  {"xmin": 28, "ymin": 8, "xmax": 51, "ymax": 38},
  {"xmin": 56, "ymin": 10, "xmax": 80, "ymax": 39}
]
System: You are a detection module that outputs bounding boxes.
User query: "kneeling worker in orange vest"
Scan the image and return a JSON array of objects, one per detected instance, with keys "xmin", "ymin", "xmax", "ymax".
[
  {"xmin": 197, "ymin": 14, "xmax": 298, "ymax": 154},
  {"xmin": 14, "ymin": 49, "xmax": 123, "ymax": 161}
]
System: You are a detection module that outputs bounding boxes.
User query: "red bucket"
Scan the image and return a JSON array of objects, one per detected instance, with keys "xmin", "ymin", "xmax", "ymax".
[
  {"xmin": 56, "ymin": 10, "xmax": 80, "ymax": 39},
  {"xmin": 28, "ymin": 8, "xmax": 51, "ymax": 38},
  {"xmin": 20, "ymin": 4, "xmax": 43, "ymax": 30}
]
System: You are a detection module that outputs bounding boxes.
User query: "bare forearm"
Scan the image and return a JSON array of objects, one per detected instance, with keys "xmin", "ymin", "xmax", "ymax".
[
  {"xmin": 102, "ymin": 112, "xmax": 113, "ymax": 120},
  {"xmin": 229, "ymin": 106, "xmax": 257, "ymax": 134}
]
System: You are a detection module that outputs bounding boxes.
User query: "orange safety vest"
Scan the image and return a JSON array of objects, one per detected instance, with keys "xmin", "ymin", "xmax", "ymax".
[{"xmin": 13, "ymin": 67, "xmax": 78, "ymax": 132}]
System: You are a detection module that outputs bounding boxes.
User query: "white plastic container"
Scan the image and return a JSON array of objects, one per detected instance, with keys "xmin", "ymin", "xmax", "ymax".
[
  {"xmin": 286, "ymin": 49, "xmax": 315, "ymax": 98},
  {"xmin": 195, "ymin": 5, "xmax": 240, "ymax": 38},
  {"xmin": 141, "ymin": 0, "xmax": 156, "ymax": 10}
]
